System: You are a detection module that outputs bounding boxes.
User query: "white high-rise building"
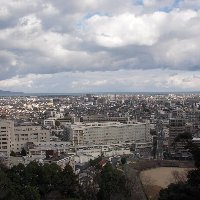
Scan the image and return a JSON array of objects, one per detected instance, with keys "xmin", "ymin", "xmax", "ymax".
[
  {"xmin": 68, "ymin": 121, "xmax": 151, "ymax": 146},
  {"xmin": 0, "ymin": 120, "xmax": 50, "ymax": 156},
  {"xmin": 0, "ymin": 120, "xmax": 14, "ymax": 157}
]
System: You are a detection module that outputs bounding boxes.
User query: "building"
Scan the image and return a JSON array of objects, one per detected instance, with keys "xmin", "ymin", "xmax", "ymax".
[
  {"xmin": 186, "ymin": 110, "xmax": 200, "ymax": 128},
  {"xmin": 44, "ymin": 118, "xmax": 56, "ymax": 127},
  {"xmin": 169, "ymin": 118, "xmax": 188, "ymax": 158},
  {"xmin": 14, "ymin": 125, "xmax": 50, "ymax": 153},
  {"xmin": 0, "ymin": 120, "xmax": 50, "ymax": 156},
  {"xmin": 0, "ymin": 120, "xmax": 14, "ymax": 157},
  {"xmin": 134, "ymin": 142, "xmax": 153, "ymax": 158},
  {"xmin": 68, "ymin": 121, "xmax": 151, "ymax": 146},
  {"xmin": 81, "ymin": 115, "xmax": 129, "ymax": 123}
]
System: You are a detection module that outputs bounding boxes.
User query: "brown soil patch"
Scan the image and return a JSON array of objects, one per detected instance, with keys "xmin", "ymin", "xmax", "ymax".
[{"xmin": 140, "ymin": 167, "xmax": 192, "ymax": 200}]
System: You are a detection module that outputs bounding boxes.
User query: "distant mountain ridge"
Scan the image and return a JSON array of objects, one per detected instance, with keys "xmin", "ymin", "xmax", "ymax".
[{"xmin": 0, "ymin": 90, "xmax": 24, "ymax": 94}]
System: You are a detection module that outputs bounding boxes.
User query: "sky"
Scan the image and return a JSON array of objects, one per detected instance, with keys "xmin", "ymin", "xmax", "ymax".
[{"xmin": 0, "ymin": 0, "xmax": 200, "ymax": 93}]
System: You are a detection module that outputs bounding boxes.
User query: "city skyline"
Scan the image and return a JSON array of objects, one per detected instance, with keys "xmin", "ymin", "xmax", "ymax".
[{"xmin": 0, "ymin": 0, "xmax": 200, "ymax": 93}]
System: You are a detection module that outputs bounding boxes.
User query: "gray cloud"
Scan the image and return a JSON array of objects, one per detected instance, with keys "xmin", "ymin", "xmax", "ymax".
[
  {"xmin": 1, "ymin": 69, "xmax": 200, "ymax": 93},
  {"xmin": 0, "ymin": 0, "xmax": 200, "ymax": 84}
]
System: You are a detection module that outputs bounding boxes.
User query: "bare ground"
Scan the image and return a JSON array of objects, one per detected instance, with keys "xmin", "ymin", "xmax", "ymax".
[{"xmin": 140, "ymin": 167, "xmax": 192, "ymax": 200}]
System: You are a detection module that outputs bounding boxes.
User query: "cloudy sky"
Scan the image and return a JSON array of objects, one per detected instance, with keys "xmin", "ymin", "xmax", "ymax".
[{"xmin": 0, "ymin": 0, "xmax": 200, "ymax": 93}]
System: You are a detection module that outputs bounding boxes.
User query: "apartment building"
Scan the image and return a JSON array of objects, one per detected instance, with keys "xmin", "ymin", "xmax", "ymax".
[
  {"xmin": 0, "ymin": 120, "xmax": 50, "ymax": 156},
  {"xmin": 186, "ymin": 110, "xmax": 200, "ymax": 128},
  {"xmin": 14, "ymin": 125, "xmax": 50, "ymax": 153},
  {"xmin": 44, "ymin": 118, "xmax": 56, "ymax": 127},
  {"xmin": 81, "ymin": 115, "xmax": 129, "ymax": 123},
  {"xmin": 68, "ymin": 121, "xmax": 151, "ymax": 146},
  {"xmin": 169, "ymin": 118, "xmax": 188, "ymax": 158},
  {"xmin": 0, "ymin": 120, "xmax": 14, "ymax": 156}
]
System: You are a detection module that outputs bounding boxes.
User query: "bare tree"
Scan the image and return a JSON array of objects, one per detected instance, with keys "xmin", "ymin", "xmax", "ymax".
[{"xmin": 171, "ymin": 169, "xmax": 188, "ymax": 184}]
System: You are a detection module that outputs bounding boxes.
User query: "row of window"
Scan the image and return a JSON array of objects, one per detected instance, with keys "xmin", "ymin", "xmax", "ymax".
[
  {"xmin": 0, "ymin": 146, "xmax": 7, "ymax": 149},
  {"xmin": 0, "ymin": 142, "xmax": 7, "ymax": 144}
]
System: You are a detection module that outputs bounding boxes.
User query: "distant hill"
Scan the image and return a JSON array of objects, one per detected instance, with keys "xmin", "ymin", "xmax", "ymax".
[{"xmin": 0, "ymin": 90, "xmax": 24, "ymax": 95}]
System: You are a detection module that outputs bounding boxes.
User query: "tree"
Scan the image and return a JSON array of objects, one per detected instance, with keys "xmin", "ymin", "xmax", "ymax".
[
  {"xmin": 10, "ymin": 151, "xmax": 16, "ymax": 157},
  {"xmin": 89, "ymin": 156, "xmax": 102, "ymax": 169},
  {"xmin": 187, "ymin": 169, "xmax": 200, "ymax": 186},
  {"xmin": 159, "ymin": 183, "xmax": 200, "ymax": 200},
  {"xmin": 171, "ymin": 169, "xmax": 188, "ymax": 184},
  {"xmin": 186, "ymin": 141, "xmax": 200, "ymax": 168},
  {"xmin": 121, "ymin": 157, "xmax": 127, "ymax": 165},
  {"xmin": 0, "ymin": 169, "xmax": 13, "ymax": 199},
  {"xmin": 98, "ymin": 163, "xmax": 130, "ymax": 200},
  {"xmin": 159, "ymin": 133, "xmax": 200, "ymax": 200},
  {"xmin": 21, "ymin": 148, "xmax": 27, "ymax": 156},
  {"xmin": 0, "ymin": 160, "xmax": 8, "ymax": 173},
  {"xmin": 23, "ymin": 185, "xmax": 40, "ymax": 200},
  {"xmin": 0, "ymin": 161, "xmax": 82, "ymax": 200},
  {"xmin": 55, "ymin": 120, "xmax": 60, "ymax": 127},
  {"xmin": 58, "ymin": 164, "xmax": 80, "ymax": 199},
  {"xmin": 174, "ymin": 132, "xmax": 193, "ymax": 144}
]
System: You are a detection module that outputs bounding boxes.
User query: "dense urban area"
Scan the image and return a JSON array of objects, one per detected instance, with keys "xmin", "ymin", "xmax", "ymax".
[{"xmin": 1, "ymin": 93, "xmax": 200, "ymax": 200}]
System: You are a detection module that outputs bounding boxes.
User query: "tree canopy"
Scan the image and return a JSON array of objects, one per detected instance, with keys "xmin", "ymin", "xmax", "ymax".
[
  {"xmin": 159, "ymin": 133, "xmax": 200, "ymax": 200},
  {"xmin": 97, "ymin": 163, "xmax": 130, "ymax": 200},
  {"xmin": 0, "ymin": 161, "xmax": 80, "ymax": 200}
]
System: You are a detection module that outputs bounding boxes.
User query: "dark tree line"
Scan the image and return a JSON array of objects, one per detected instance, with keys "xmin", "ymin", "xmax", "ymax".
[
  {"xmin": 82, "ymin": 157, "xmax": 131, "ymax": 200},
  {"xmin": 97, "ymin": 163, "xmax": 130, "ymax": 200},
  {"xmin": 0, "ymin": 162, "xmax": 80, "ymax": 200},
  {"xmin": 0, "ymin": 158, "xmax": 131, "ymax": 200},
  {"xmin": 159, "ymin": 133, "xmax": 200, "ymax": 200}
]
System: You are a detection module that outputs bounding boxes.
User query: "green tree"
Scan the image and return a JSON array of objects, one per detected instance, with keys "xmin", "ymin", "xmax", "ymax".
[
  {"xmin": 98, "ymin": 163, "xmax": 130, "ymax": 200},
  {"xmin": 1, "ymin": 161, "xmax": 81, "ymax": 199},
  {"xmin": 121, "ymin": 157, "xmax": 127, "ymax": 165},
  {"xmin": 23, "ymin": 185, "xmax": 40, "ymax": 200},
  {"xmin": 159, "ymin": 183, "xmax": 200, "ymax": 200},
  {"xmin": 55, "ymin": 120, "xmax": 61, "ymax": 127},
  {"xmin": 89, "ymin": 156, "xmax": 102, "ymax": 169},
  {"xmin": 159, "ymin": 133, "xmax": 200, "ymax": 200},
  {"xmin": 21, "ymin": 148, "xmax": 27, "ymax": 156},
  {"xmin": 58, "ymin": 164, "xmax": 80, "ymax": 199},
  {"xmin": 8, "ymin": 163, "xmax": 26, "ymax": 185},
  {"xmin": 0, "ymin": 169, "xmax": 13, "ymax": 199},
  {"xmin": 10, "ymin": 151, "xmax": 16, "ymax": 157}
]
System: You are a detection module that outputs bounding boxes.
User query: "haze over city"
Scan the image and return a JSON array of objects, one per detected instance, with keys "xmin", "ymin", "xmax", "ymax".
[{"xmin": 0, "ymin": 0, "xmax": 200, "ymax": 93}]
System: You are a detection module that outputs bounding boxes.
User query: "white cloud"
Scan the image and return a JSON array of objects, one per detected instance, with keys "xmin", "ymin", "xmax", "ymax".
[
  {"xmin": 84, "ymin": 12, "xmax": 166, "ymax": 47},
  {"xmin": 0, "ymin": 0, "xmax": 200, "ymax": 92},
  {"xmin": 0, "ymin": 6, "xmax": 10, "ymax": 19},
  {"xmin": 0, "ymin": 70, "xmax": 200, "ymax": 93},
  {"xmin": 0, "ymin": 74, "xmax": 48, "ymax": 88}
]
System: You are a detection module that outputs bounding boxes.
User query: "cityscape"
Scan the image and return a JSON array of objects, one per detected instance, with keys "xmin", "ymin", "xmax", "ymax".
[
  {"xmin": 0, "ymin": 92, "xmax": 200, "ymax": 199},
  {"xmin": 1, "ymin": 0, "xmax": 200, "ymax": 200}
]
